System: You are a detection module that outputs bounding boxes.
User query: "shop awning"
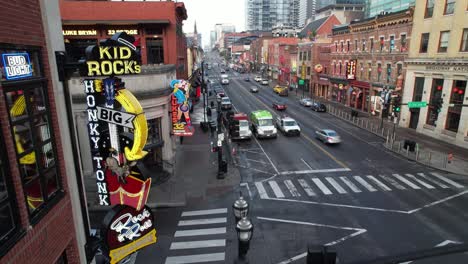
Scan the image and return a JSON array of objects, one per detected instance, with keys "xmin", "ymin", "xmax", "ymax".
[{"xmin": 62, "ymin": 20, "xmax": 171, "ymax": 26}]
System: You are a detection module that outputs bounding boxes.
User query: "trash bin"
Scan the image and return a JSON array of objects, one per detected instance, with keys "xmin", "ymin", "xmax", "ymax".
[
  {"xmin": 351, "ymin": 110, "xmax": 358, "ymax": 117},
  {"xmin": 403, "ymin": 140, "xmax": 416, "ymax": 152}
]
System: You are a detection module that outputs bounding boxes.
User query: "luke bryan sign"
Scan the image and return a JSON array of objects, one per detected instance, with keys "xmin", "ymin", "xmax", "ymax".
[{"xmin": 102, "ymin": 205, "xmax": 157, "ymax": 264}]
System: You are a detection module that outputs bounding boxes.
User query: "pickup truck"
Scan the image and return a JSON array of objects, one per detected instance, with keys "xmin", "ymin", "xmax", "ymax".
[{"xmin": 275, "ymin": 116, "xmax": 301, "ymax": 136}]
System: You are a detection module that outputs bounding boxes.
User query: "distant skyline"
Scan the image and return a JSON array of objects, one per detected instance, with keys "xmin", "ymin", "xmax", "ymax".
[{"xmin": 181, "ymin": 0, "xmax": 245, "ymax": 47}]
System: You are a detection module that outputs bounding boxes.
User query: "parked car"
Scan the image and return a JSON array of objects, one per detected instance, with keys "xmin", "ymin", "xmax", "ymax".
[
  {"xmin": 261, "ymin": 79, "xmax": 269, "ymax": 85},
  {"xmin": 272, "ymin": 100, "xmax": 287, "ymax": 111},
  {"xmin": 273, "ymin": 85, "xmax": 288, "ymax": 96},
  {"xmin": 276, "ymin": 116, "xmax": 301, "ymax": 136},
  {"xmin": 244, "ymin": 77, "xmax": 250, "ymax": 82},
  {"xmin": 221, "ymin": 97, "xmax": 232, "ymax": 110},
  {"xmin": 311, "ymin": 102, "xmax": 326, "ymax": 112},
  {"xmin": 250, "ymin": 86, "xmax": 259, "ymax": 93},
  {"xmin": 220, "ymin": 69, "xmax": 226, "ymax": 73},
  {"xmin": 315, "ymin": 129, "xmax": 341, "ymax": 144},
  {"xmin": 254, "ymin": 76, "xmax": 262, "ymax": 82},
  {"xmin": 299, "ymin": 98, "xmax": 313, "ymax": 107},
  {"xmin": 221, "ymin": 78, "xmax": 230, "ymax": 85}
]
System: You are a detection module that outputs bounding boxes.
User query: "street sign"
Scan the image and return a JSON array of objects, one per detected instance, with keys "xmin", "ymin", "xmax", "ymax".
[
  {"xmin": 408, "ymin": 101, "xmax": 427, "ymax": 108},
  {"xmin": 298, "ymin": 79, "xmax": 305, "ymax": 85}
]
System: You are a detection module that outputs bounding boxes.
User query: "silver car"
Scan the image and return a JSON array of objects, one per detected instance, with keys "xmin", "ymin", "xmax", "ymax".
[
  {"xmin": 315, "ymin": 129, "xmax": 341, "ymax": 144},
  {"xmin": 299, "ymin": 98, "xmax": 313, "ymax": 107}
]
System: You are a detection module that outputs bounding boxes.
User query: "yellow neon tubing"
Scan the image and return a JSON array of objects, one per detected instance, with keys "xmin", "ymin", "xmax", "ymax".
[
  {"xmin": 10, "ymin": 95, "xmax": 36, "ymax": 164},
  {"xmin": 115, "ymin": 89, "xmax": 148, "ymax": 161}
]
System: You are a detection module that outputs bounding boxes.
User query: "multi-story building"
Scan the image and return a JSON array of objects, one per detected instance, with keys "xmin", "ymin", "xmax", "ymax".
[
  {"xmin": 215, "ymin": 23, "xmax": 236, "ymax": 47},
  {"xmin": 245, "ymin": 0, "xmax": 301, "ymax": 31},
  {"xmin": 268, "ymin": 38, "xmax": 299, "ymax": 83},
  {"xmin": 314, "ymin": 0, "xmax": 365, "ymax": 24},
  {"xmin": 328, "ymin": 9, "xmax": 413, "ymax": 114},
  {"xmin": 399, "ymin": 0, "xmax": 468, "ymax": 148},
  {"xmin": 366, "ymin": 0, "xmax": 416, "ymax": 18},
  {"xmin": 0, "ymin": 0, "xmax": 87, "ymax": 263},
  {"xmin": 60, "ymin": 0, "xmax": 189, "ymax": 79},
  {"xmin": 210, "ymin": 30, "xmax": 216, "ymax": 48}
]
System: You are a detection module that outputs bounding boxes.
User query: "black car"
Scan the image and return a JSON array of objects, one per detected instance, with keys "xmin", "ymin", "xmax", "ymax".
[
  {"xmin": 311, "ymin": 102, "xmax": 326, "ymax": 112},
  {"xmin": 244, "ymin": 77, "xmax": 250, "ymax": 82}
]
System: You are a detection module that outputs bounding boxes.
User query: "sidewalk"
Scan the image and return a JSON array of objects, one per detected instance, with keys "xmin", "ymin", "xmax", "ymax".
[{"xmin": 314, "ymin": 98, "xmax": 468, "ymax": 176}]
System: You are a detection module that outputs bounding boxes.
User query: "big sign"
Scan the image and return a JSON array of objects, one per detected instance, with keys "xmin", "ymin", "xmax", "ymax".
[{"xmin": 102, "ymin": 205, "xmax": 157, "ymax": 264}]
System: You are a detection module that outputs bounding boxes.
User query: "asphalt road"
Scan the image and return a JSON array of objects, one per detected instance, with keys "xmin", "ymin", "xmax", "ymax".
[{"xmin": 203, "ymin": 57, "xmax": 468, "ymax": 264}]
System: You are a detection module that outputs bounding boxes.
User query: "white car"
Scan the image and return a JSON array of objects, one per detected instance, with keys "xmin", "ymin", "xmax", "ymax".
[
  {"xmin": 261, "ymin": 79, "xmax": 269, "ymax": 85},
  {"xmin": 221, "ymin": 78, "xmax": 229, "ymax": 85},
  {"xmin": 299, "ymin": 98, "xmax": 313, "ymax": 107},
  {"xmin": 275, "ymin": 116, "xmax": 301, "ymax": 136},
  {"xmin": 254, "ymin": 76, "xmax": 262, "ymax": 82}
]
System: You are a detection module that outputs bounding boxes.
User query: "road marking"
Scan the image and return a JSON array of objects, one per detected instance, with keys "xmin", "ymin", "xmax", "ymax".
[
  {"xmin": 170, "ymin": 239, "xmax": 226, "ymax": 250},
  {"xmin": 284, "ymin": 180, "xmax": 301, "ymax": 197},
  {"xmin": 393, "ymin": 174, "xmax": 421, "ymax": 189},
  {"xmin": 269, "ymin": 181, "xmax": 285, "ymax": 198},
  {"xmin": 165, "ymin": 253, "xmax": 225, "ymax": 264},
  {"xmin": 244, "ymin": 158, "xmax": 270, "ymax": 165},
  {"xmin": 417, "ymin": 173, "xmax": 448, "ymax": 188},
  {"xmin": 400, "ymin": 240, "xmax": 462, "ymax": 264},
  {"xmin": 407, "ymin": 190, "xmax": 468, "ymax": 214},
  {"xmin": 298, "ymin": 179, "xmax": 316, "ymax": 196},
  {"xmin": 239, "ymin": 149, "xmax": 264, "ymax": 154},
  {"xmin": 366, "ymin": 175, "xmax": 392, "ymax": 191},
  {"xmin": 339, "ymin": 177, "xmax": 362, "ymax": 193},
  {"xmin": 240, "ymin": 182, "xmax": 252, "ymax": 198},
  {"xmin": 430, "ymin": 172, "xmax": 464, "ymax": 188},
  {"xmin": 280, "ymin": 168, "xmax": 351, "ymax": 175},
  {"xmin": 174, "ymin": 227, "xmax": 226, "ymax": 237},
  {"xmin": 405, "ymin": 173, "xmax": 435, "ymax": 189},
  {"xmin": 255, "ymin": 182, "xmax": 269, "ymax": 199},
  {"xmin": 353, "ymin": 176, "xmax": 377, "ymax": 192},
  {"xmin": 379, "ymin": 174, "xmax": 406, "ymax": 190},
  {"xmin": 178, "ymin": 218, "xmax": 227, "ymax": 226},
  {"xmin": 181, "ymin": 208, "xmax": 227, "ymax": 217},
  {"xmin": 252, "ymin": 135, "xmax": 280, "ymax": 174},
  {"xmin": 301, "ymin": 158, "xmax": 314, "ymax": 170},
  {"xmin": 325, "ymin": 177, "xmax": 347, "ymax": 194},
  {"xmin": 311, "ymin": 178, "xmax": 333, "ymax": 195},
  {"xmin": 237, "ymin": 164, "xmax": 274, "ymax": 175}
]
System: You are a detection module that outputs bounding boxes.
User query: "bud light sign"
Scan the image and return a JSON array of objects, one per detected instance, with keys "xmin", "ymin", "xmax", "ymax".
[{"xmin": 2, "ymin": 53, "xmax": 33, "ymax": 80}]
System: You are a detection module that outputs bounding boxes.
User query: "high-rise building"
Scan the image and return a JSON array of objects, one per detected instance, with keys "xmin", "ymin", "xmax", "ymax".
[
  {"xmin": 245, "ymin": 0, "xmax": 301, "ymax": 31},
  {"xmin": 299, "ymin": 0, "xmax": 318, "ymax": 27},
  {"xmin": 365, "ymin": 0, "xmax": 416, "ymax": 18},
  {"xmin": 314, "ymin": 0, "xmax": 365, "ymax": 24},
  {"xmin": 210, "ymin": 30, "xmax": 216, "ymax": 48}
]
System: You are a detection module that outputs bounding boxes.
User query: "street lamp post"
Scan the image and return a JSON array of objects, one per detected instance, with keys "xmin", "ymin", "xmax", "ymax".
[
  {"xmin": 236, "ymin": 217, "xmax": 254, "ymax": 262},
  {"xmin": 232, "ymin": 194, "xmax": 249, "ymax": 221}
]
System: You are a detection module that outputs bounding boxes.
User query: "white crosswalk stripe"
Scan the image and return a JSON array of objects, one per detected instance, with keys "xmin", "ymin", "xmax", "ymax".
[
  {"xmin": 312, "ymin": 178, "xmax": 333, "ymax": 195},
  {"xmin": 325, "ymin": 177, "xmax": 347, "ymax": 194},
  {"xmin": 393, "ymin": 174, "xmax": 421, "ymax": 189},
  {"xmin": 430, "ymin": 172, "xmax": 464, "ymax": 188},
  {"xmin": 354, "ymin": 176, "xmax": 377, "ymax": 192},
  {"xmin": 405, "ymin": 174, "xmax": 435, "ymax": 189},
  {"xmin": 252, "ymin": 172, "xmax": 465, "ymax": 200},
  {"xmin": 339, "ymin": 177, "xmax": 362, "ymax": 193},
  {"xmin": 166, "ymin": 208, "xmax": 228, "ymax": 264},
  {"xmin": 269, "ymin": 181, "xmax": 285, "ymax": 198},
  {"xmin": 417, "ymin": 173, "xmax": 448, "ymax": 189},
  {"xmin": 284, "ymin": 180, "xmax": 301, "ymax": 197},
  {"xmin": 367, "ymin": 175, "xmax": 392, "ymax": 191},
  {"xmin": 298, "ymin": 179, "xmax": 316, "ymax": 196}
]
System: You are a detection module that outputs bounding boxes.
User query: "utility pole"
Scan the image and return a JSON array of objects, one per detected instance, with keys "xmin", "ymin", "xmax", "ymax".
[{"xmin": 201, "ymin": 61, "xmax": 207, "ymax": 125}]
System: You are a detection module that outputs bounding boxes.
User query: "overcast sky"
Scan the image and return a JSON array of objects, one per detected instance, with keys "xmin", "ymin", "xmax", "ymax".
[{"xmin": 181, "ymin": 0, "xmax": 245, "ymax": 47}]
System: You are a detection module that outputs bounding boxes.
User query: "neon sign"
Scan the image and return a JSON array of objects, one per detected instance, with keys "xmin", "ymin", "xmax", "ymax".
[{"xmin": 2, "ymin": 53, "xmax": 33, "ymax": 80}]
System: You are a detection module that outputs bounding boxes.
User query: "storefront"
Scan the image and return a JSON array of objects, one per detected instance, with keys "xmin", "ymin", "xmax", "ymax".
[
  {"xmin": 329, "ymin": 77, "xmax": 348, "ymax": 104},
  {"xmin": 316, "ymin": 75, "xmax": 330, "ymax": 98},
  {"xmin": 349, "ymin": 80, "xmax": 371, "ymax": 112}
]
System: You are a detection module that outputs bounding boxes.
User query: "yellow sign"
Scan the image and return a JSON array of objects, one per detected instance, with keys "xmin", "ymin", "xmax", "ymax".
[
  {"xmin": 86, "ymin": 46, "xmax": 141, "ymax": 76},
  {"xmin": 108, "ymin": 29, "xmax": 138, "ymax": 35},
  {"xmin": 301, "ymin": 63, "xmax": 306, "ymax": 79},
  {"xmin": 62, "ymin": 30, "xmax": 97, "ymax": 36},
  {"xmin": 109, "ymin": 229, "xmax": 157, "ymax": 264},
  {"xmin": 339, "ymin": 84, "xmax": 343, "ymax": 89}
]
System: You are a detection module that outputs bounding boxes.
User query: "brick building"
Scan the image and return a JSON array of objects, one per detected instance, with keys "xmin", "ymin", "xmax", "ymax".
[
  {"xmin": 0, "ymin": 0, "xmax": 86, "ymax": 263},
  {"xmin": 328, "ymin": 9, "xmax": 413, "ymax": 115},
  {"xmin": 59, "ymin": 0, "xmax": 189, "ymax": 79},
  {"xmin": 267, "ymin": 38, "xmax": 299, "ymax": 85}
]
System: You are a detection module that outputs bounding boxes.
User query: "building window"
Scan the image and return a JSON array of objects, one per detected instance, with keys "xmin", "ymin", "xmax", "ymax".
[
  {"xmin": 438, "ymin": 31, "xmax": 450, "ymax": 52},
  {"xmin": 307, "ymin": 51, "xmax": 311, "ymax": 61},
  {"xmin": 426, "ymin": 79, "xmax": 444, "ymax": 126},
  {"xmin": 64, "ymin": 39, "xmax": 97, "ymax": 62},
  {"xmin": 339, "ymin": 62, "xmax": 342, "ymax": 75},
  {"xmin": 444, "ymin": 0, "xmax": 455, "ymax": 15},
  {"xmin": 299, "ymin": 52, "xmax": 302, "ymax": 61},
  {"xmin": 360, "ymin": 63, "xmax": 364, "ymax": 79},
  {"xmin": 355, "ymin": 39, "xmax": 358, "ymax": 51},
  {"xmin": 4, "ymin": 84, "xmax": 62, "ymax": 220},
  {"xmin": 389, "ymin": 36, "xmax": 395, "ymax": 52},
  {"xmin": 370, "ymin": 38, "xmax": 374, "ymax": 52},
  {"xmin": 368, "ymin": 63, "xmax": 372, "ymax": 79},
  {"xmin": 146, "ymin": 38, "xmax": 164, "ymax": 64},
  {"xmin": 386, "ymin": 64, "xmax": 392, "ymax": 83},
  {"xmin": 446, "ymin": 80, "xmax": 466, "ymax": 132},
  {"xmin": 413, "ymin": 77, "xmax": 425, "ymax": 102},
  {"xmin": 333, "ymin": 63, "xmax": 336, "ymax": 74},
  {"xmin": 380, "ymin": 37, "xmax": 384, "ymax": 51},
  {"xmin": 460, "ymin": 28, "xmax": 468, "ymax": 52},
  {"xmin": 0, "ymin": 131, "xmax": 21, "ymax": 253},
  {"xmin": 335, "ymin": 42, "xmax": 338, "ymax": 52},
  {"xmin": 377, "ymin": 63, "xmax": 382, "ymax": 82},
  {"xmin": 397, "ymin": 64, "xmax": 403, "ymax": 76},
  {"xmin": 147, "ymin": 118, "xmax": 162, "ymax": 145},
  {"xmin": 324, "ymin": 66, "xmax": 327, "ymax": 74},
  {"xmin": 145, "ymin": 118, "xmax": 163, "ymax": 168},
  {"xmin": 420, "ymin": 33, "xmax": 430, "ymax": 53},
  {"xmin": 362, "ymin": 39, "xmax": 366, "ymax": 51},
  {"xmin": 307, "ymin": 66, "xmax": 311, "ymax": 75},
  {"xmin": 347, "ymin": 40, "xmax": 350, "ymax": 51},
  {"xmin": 425, "ymin": 0, "xmax": 435, "ymax": 18},
  {"xmin": 401, "ymin": 34, "xmax": 407, "ymax": 51},
  {"xmin": 341, "ymin": 41, "xmax": 344, "ymax": 52}
]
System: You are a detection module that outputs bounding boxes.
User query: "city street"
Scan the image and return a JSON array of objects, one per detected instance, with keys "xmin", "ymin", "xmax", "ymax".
[{"xmin": 198, "ymin": 55, "xmax": 468, "ymax": 263}]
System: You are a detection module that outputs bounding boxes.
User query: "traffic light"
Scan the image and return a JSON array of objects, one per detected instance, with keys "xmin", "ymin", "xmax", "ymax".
[
  {"xmin": 393, "ymin": 96, "xmax": 401, "ymax": 113},
  {"xmin": 435, "ymin": 98, "xmax": 444, "ymax": 113}
]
